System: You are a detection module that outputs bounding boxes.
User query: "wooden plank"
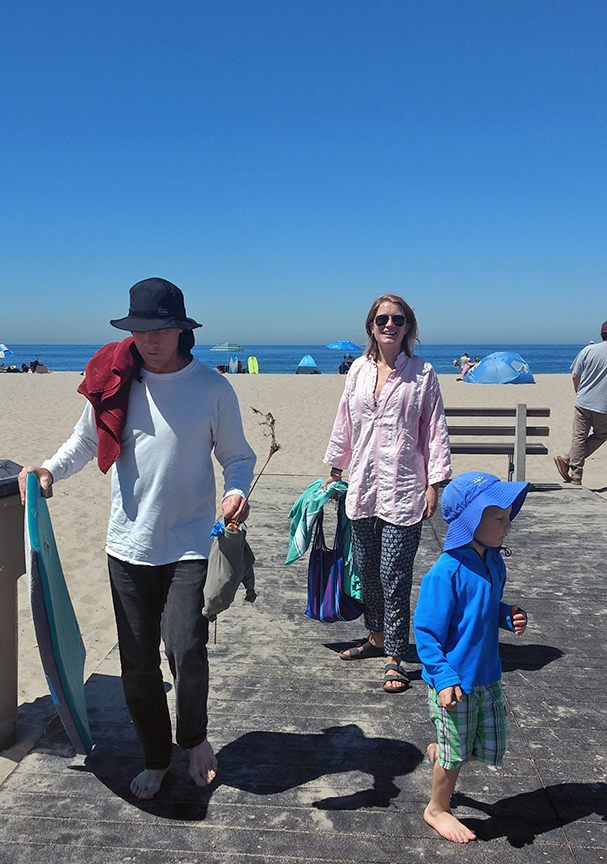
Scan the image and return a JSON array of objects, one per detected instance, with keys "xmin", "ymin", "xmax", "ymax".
[
  {"xmin": 445, "ymin": 407, "xmax": 550, "ymax": 417},
  {"xmin": 513, "ymin": 403, "xmax": 527, "ymax": 482},
  {"xmin": 450, "ymin": 443, "xmax": 548, "ymax": 455},
  {"xmin": 447, "ymin": 426, "xmax": 550, "ymax": 436}
]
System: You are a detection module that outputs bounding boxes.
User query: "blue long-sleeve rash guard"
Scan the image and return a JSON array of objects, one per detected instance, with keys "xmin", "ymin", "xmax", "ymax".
[{"xmin": 414, "ymin": 547, "xmax": 517, "ymax": 694}]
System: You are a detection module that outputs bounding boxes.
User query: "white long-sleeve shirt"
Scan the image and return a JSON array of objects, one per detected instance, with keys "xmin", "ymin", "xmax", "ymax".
[
  {"xmin": 324, "ymin": 353, "xmax": 451, "ymax": 526},
  {"xmin": 43, "ymin": 358, "xmax": 256, "ymax": 564}
]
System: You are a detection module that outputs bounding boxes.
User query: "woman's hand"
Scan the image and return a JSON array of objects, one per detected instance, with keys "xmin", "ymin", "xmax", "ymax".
[
  {"xmin": 422, "ymin": 483, "xmax": 439, "ymax": 520},
  {"xmin": 322, "ymin": 468, "xmax": 343, "ymax": 492}
]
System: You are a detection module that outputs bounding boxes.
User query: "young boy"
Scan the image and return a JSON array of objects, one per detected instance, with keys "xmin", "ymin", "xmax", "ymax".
[{"xmin": 414, "ymin": 472, "xmax": 529, "ymax": 844}]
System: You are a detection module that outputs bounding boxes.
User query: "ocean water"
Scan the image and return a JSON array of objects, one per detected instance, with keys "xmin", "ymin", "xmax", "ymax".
[{"xmin": 2, "ymin": 343, "xmax": 585, "ymax": 375}]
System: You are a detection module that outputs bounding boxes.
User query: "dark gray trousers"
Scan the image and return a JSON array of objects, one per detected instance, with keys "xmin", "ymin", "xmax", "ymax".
[{"xmin": 107, "ymin": 555, "xmax": 209, "ymax": 770}]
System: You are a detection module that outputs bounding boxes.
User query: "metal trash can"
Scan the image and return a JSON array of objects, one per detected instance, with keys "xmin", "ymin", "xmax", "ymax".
[{"xmin": 0, "ymin": 460, "xmax": 24, "ymax": 751}]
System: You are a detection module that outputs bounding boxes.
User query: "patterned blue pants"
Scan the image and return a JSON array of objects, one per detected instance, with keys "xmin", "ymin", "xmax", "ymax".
[{"xmin": 350, "ymin": 518, "xmax": 423, "ymax": 658}]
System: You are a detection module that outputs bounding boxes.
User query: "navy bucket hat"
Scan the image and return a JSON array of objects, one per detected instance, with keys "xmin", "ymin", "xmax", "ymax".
[
  {"xmin": 441, "ymin": 472, "xmax": 529, "ymax": 552},
  {"xmin": 110, "ymin": 278, "xmax": 202, "ymax": 332}
]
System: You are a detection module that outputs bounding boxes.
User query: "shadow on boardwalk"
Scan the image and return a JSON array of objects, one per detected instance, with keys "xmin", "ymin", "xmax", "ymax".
[{"xmin": 85, "ymin": 715, "xmax": 424, "ymax": 821}]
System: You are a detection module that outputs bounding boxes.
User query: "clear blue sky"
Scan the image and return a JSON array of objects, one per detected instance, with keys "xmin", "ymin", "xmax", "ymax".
[{"xmin": 1, "ymin": 1, "xmax": 605, "ymax": 346}]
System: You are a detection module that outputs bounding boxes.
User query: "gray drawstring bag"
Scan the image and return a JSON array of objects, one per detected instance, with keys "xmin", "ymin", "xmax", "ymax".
[{"xmin": 203, "ymin": 523, "xmax": 255, "ymax": 620}]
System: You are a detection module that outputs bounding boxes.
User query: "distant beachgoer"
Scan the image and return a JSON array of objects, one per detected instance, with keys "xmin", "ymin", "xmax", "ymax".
[
  {"xmin": 18, "ymin": 278, "xmax": 256, "ymax": 800},
  {"xmin": 459, "ymin": 352, "xmax": 470, "ymax": 368},
  {"xmin": 338, "ymin": 353, "xmax": 353, "ymax": 374},
  {"xmin": 554, "ymin": 320, "xmax": 607, "ymax": 486},
  {"xmin": 323, "ymin": 294, "xmax": 451, "ymax": 693},
  {"xmin": 460, "ymin": 359, "xmax": 474, "ymax": 378}
]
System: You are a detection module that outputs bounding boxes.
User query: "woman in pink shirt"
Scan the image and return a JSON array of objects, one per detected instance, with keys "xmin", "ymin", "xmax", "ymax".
[{"xmin": 324, "ymin": 294, "xmax": 451, "ymax": 692}]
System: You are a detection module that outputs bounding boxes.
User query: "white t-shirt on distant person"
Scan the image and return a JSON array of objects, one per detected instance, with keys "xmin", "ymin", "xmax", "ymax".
[{"xmin": 571, "ymin": 341, "xmax": 607, "ymax": 415}]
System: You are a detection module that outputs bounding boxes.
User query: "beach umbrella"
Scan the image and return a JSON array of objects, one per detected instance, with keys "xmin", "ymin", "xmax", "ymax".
[
  {"xmin": 210, "ymin": 342, "xmax": 243, "ymax": 353},
  {"xmin": 325, "ymin": 340, "xmax": 361, "ymax": 351},
  {"xmin": 210, "ymin": 342, "xmax": 243, "ymax": 368},
  {"xmin": 0, "ymin": 343, "xmax": 14, "ymax": 359},
  {"xmin": 464, "ymin": 352, "xmax": 535, "ymax": 384}
]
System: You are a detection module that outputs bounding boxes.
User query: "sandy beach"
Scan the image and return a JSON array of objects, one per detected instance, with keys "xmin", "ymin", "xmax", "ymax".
[{"xmin": 2, "ymin": 369, "xmax": 605, "ymax": 713}]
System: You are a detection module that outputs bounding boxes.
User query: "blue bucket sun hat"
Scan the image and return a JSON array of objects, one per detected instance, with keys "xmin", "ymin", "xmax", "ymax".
[{"xmin": 441, "ymin": 472, "xmax": 529, "ymax": 552}]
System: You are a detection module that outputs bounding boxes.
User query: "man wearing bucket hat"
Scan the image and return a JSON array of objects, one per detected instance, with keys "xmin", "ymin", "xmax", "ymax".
[
  {"xmin": 414, "ymin": 472, "xmax": 529, "ymax": 843},
  {"xmin": 19, "ymin": 278, "xmax": 256, "ymax": 800}
]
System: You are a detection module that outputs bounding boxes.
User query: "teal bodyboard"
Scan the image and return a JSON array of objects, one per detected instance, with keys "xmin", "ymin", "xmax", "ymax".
[
  {"xmin": 25, "ymin": 473, "xmax": 93, "ymax": 754},
  {"xmin": 229, "ymin": 355, "xmax": 239, "ymax": 374}
]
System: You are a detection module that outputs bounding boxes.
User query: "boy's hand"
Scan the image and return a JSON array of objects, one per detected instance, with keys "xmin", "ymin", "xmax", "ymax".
[
  {"xmin": 438, "ymin": 685, "xmax": 463, "ymax": 710},
  {"xmin": 511, "ymin": 604, "xmax": 527, "ymax": 636}
]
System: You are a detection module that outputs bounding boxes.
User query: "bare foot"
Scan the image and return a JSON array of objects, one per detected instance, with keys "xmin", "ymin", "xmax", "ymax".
[
  {"xmin": 188, "ymin": 738, "xmax": 218, "ymax": 787},
  {"xmin": 424, "ymin": 745, "xmax": 476, "ymax": 843},
  {"xmin": 424, "ymin": 806, "xmax": 477, "ymax": 843},
  {"xmin": 130, "ymin": 766, "xmax": 170, "ymax": 800}
]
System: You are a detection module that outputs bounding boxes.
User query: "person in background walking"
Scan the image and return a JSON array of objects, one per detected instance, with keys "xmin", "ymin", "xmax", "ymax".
[{"xmin": 555, "ymin": 321, "xmax": 607, "ymax": 486}]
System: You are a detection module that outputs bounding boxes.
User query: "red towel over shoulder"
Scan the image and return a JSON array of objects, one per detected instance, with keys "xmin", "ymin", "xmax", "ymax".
[{"xmin": 77, "ymin": 338, "xmax": 139, "ymax": 474}]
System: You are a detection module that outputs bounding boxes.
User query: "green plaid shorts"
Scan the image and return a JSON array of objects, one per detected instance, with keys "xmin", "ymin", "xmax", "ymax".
[{"xmin": 428, "ymin": 681, "xmax": 507, "ymax": 770}]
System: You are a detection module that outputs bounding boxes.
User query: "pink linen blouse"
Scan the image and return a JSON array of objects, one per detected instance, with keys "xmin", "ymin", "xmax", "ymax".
[{"xmin": 324, "ymin": 353, "xmax": 451, "ymax": 526}]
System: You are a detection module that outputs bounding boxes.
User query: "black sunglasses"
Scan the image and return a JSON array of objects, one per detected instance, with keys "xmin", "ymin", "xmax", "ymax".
[{"xmin": 374, "ymin": 314, "xmax": 406, "ymax": 327}]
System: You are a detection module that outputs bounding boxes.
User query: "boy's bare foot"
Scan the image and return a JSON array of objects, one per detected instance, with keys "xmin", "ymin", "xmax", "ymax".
[
  {"xmin": 130, "ymin": 766, "xmax": 170, "ymax": 799},
  {"xmin": 188, "ymin": 738, "xmax": 218, "ymax": 787},
  {"xmin": 424, "ymin": 806, "xmax": 477, "ymax": 843},
  {"xmin": 424, "ymin": 744, "xmax": 476, "ymax": 843}
]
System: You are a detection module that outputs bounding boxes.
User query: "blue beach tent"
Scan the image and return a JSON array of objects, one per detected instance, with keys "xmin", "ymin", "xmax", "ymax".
[
  {"xmin": 464, "ymin": 352, "xmax": 535, "ymax": 384},
  {"xmin": 296, "ymin": 354, "xmax": 320, "ymax": 374}
]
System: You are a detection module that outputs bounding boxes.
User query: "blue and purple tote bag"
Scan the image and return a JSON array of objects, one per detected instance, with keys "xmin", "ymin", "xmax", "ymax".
[{"xmin": 305, "ymin": 498, "xmax": 365, "ymax": 623}]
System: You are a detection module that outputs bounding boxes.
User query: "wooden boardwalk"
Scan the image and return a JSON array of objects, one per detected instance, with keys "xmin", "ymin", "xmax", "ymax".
[{"xmin": 0, "ymin": 477, "xmax": 606, "ymax": 863}]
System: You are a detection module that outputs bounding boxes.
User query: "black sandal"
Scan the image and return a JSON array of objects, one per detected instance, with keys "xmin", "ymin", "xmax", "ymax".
[
  {"xmin": 383, "ymin": 663, "xmax": 410, "ymax": 693},
  {"xmin": 340, "ymin": 639, "xmax": 385, "ymax": 660}
]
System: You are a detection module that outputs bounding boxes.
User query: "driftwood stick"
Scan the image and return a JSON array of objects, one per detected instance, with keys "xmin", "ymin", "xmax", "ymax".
[
  {"xmin": 227, "ymin": 408, "xmax": 281, "ymax": 529},
  {"xmin": 243, "ymin": 408, "xmax": 281, "ymax": 506}
]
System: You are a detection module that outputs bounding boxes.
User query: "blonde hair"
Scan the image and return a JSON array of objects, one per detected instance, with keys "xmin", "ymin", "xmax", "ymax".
[{"xmin": 364, "ymin": 294, "xmax": 419, "ymax": 360}]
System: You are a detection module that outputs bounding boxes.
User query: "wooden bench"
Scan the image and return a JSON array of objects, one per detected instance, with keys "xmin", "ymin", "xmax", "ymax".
[{"xmin": 445, "ymin": 404, "xmax": 550, "ymax": 482}]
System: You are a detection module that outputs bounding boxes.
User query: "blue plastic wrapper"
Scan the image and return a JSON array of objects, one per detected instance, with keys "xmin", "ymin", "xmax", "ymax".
[{"xmin": 209, "ymin": 519, "xmax": 225, "ymax": 538}]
